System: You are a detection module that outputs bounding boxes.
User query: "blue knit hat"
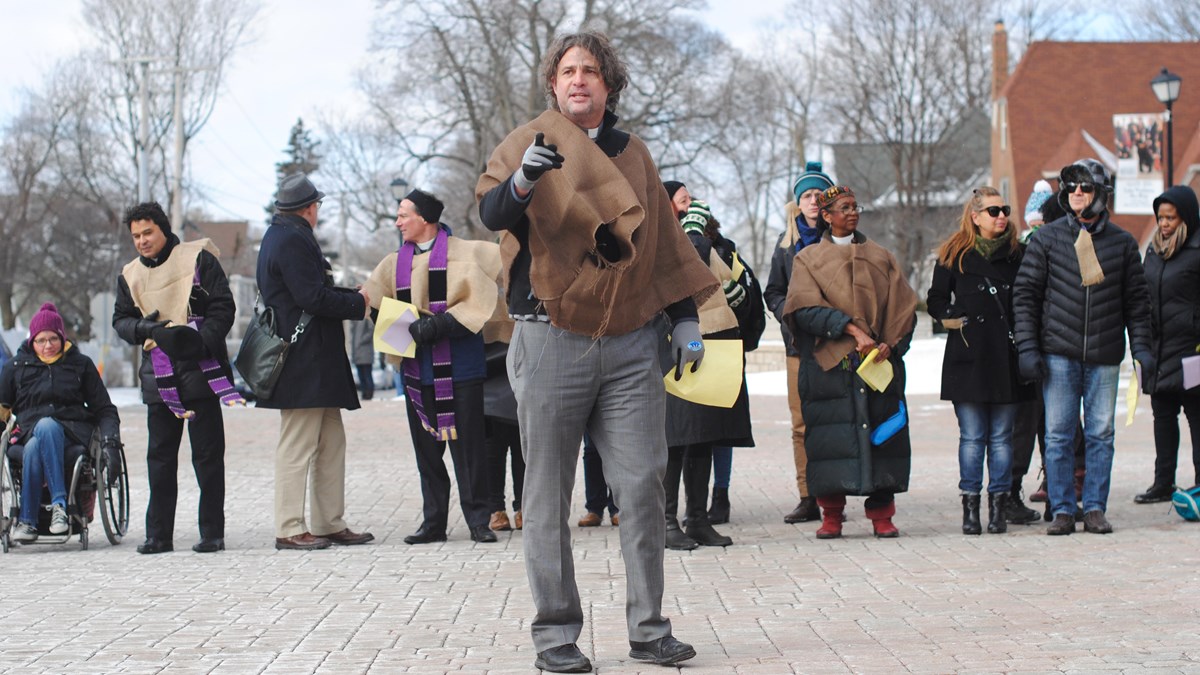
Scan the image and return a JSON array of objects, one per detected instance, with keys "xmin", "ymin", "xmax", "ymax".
[
  {"xmin": 792, "ymin": 161, "xmax": 835, "ymax": 203},
  {"xmin": 1024, "ymin": 180, "xmax": 1053, "ymax": 223}
]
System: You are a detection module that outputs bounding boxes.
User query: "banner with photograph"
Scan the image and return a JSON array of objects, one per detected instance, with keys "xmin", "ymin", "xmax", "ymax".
[{"xmin": 1113, "ymin": 113, "xmax": 1165, "ymax": 215}]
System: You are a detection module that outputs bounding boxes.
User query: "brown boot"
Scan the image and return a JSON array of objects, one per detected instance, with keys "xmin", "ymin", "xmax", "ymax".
[
  {"xmin": 489, "ymin": 511, "xmax": 512, "ymax": 531},
  {"xmin": 815, "ymin": 495, "xmax": 846, "ymax": 539}
]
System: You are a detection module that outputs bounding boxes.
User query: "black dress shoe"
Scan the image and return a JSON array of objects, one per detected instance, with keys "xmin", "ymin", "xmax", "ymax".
[
  {"xmin": 1134, "ymin": 483, "xmax": 1176, "ymax": 504},
  {"xmin": 192, "ymin": 538, "xmax": 224, "ymax": 553},
  {"xmin": 533, "ymin": 643, "xmax": 592, "ymax": 673},
  {"xmin": 403, "ymin": 527, "xmax": 447, "ymax": 545},
  {"xmin": 470, "ymin": 525, "xmax": 498, "ymax": 543},
  {"xmin": 137, "ymin": 538, "xmax": 174, "ymax": 554},
  {"xmin": 784, "ymin": 497, "xmax": 820, "ymax": 523},
  {"xmin": 629, "ymin": 635, "xmax": 697, "ymax": 665}
]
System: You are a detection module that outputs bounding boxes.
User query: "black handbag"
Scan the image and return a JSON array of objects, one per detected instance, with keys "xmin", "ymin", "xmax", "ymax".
[{"xmin": 234, "ymin": 295, "xmax": 311, "ymax": 399}]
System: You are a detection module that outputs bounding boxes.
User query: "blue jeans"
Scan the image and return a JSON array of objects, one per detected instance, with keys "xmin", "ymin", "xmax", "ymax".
[
  {"xmin": 19, "ymin": 418, "xmax": 68, "ymax": 526},
  {"xmin": 1042, "ymin": 354, "xmax": 1119, "ymax": 517},
  {"xmin": 953, "ymin": 402, "xmax": 1018, "ymax": 494},
  {"xmin": 712, "ymin": 446, "xmax": 732, "ymax": 489}
]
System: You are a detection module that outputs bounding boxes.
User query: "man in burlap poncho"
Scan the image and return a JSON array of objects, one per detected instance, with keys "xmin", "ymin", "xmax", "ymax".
[{"xmin": 476, "ymin": 31, "xmax": 716, "ymax": 674}]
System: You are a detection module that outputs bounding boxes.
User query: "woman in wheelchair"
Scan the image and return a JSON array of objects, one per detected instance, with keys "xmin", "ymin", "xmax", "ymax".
[{"xmin": 0, "ymin": 303, "xmax": 121, "ymax": 543}]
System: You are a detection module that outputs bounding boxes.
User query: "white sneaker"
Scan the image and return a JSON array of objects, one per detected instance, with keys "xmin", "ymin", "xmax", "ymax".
[
  {"xmin": 49, "ymin": 504, "xmax": 69, "ymax": 535},
  {"xmin": 12, "ymin": 522, "xmax": 38, "ymax": 542}
]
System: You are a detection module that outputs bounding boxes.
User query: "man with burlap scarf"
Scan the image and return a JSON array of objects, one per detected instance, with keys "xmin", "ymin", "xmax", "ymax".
[
  {"xmin": 476, "ymin": 31, "xmax": 716, "ymax": 674},
  {"xmin": 364, "ymin": 189, "xmax": 501, "ymax": 545},
  {"xmin": 1013, "ymin": 158, "xmax": 1152, "ymax": 536},
  {"xmin": 113, "ymin": 201, "xmax": 243, "ymax": 555}
]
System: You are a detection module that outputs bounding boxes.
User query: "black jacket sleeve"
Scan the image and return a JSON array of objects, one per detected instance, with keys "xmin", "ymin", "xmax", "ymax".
[
  {"xmin": 479, "ymin": 176, "xmax": 531, "ymax": 233},
  {"xmin": 926, "ymin": 264, "xmax": 964, "ymax": 321},
  {"xmin": 112, "ymin": 275, "xmax": 145, "ymax": 346},
  {"xmin": 1012, "ymin": 234, "xmax": 1049, "ymax": 356},
  {"xmin": 763, "ymin": 232, "xmax": 791, "ymax": 322},
  {"xmin": 1122, "ymin": 239, "xmax": 1153, "ymax": 357},
  {"xmin": 195, "ymin": 250, "xmax": 235, "ymax": 361},
  {"xmin": 81, "ymin": 356, "xmax": 120, "ymax": 442},
  {"xmin": 279, "ymin": 233, "xmax": 366, "ymax": 321}
]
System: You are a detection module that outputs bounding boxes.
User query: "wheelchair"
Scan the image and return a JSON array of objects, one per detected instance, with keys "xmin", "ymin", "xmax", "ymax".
[{"xmin": 0, "ymin": 416, "xmax": 129, "ymax": 552}]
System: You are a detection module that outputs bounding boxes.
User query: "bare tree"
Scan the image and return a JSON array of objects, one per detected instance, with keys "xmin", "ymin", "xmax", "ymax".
[
  {"xmin": 1114, "ymin": 0, "xmax": 1200, "ymax": 40},
  {"xmin": 80, "ymin": 0, "xmax": 260, "ymax": 209}
]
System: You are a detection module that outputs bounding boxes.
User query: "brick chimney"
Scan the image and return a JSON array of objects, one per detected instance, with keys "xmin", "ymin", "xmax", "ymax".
[{"xmin": 992, "ymin": 20, "xmax": 1008, "ymax": 100}]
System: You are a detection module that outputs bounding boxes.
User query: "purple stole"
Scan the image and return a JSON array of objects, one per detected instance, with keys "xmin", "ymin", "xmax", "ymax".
[
  {"xmin": 396, "ymin": 228, "xmax": 457, "ymax": 441},
  {"xmin": 149, "ymin": 266, "xmax": 245, "ymax": 419}
]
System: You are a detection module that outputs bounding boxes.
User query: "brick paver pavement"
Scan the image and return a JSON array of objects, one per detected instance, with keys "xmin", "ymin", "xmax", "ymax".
[{"xmin": 2, "ymin": 386, "xmax": 1197, "ymax": 674}]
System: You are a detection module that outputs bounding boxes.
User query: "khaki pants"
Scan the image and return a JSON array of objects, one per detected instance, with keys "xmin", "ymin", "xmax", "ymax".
[
  {"xmin": 787, "ymin": 355, "xmax": 809, "ymax": 498},
  {"xmin": 274, "ymin": 407, "xmax": 348, "ymax": 538}
]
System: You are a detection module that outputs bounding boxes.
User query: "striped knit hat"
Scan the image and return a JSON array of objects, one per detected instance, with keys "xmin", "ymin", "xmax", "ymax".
[{"xmin": 679, "ymin": 200, "xmax": 712, "ymax": 236}]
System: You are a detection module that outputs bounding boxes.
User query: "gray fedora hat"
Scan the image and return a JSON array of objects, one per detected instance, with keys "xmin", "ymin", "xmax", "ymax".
[{"xmin": 274, "ymin": 173, "xmax": 325, "ymax": 210}]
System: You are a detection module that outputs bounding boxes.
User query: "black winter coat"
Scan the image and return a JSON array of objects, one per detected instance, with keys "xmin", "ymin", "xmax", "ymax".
[
  {"xmin": 0, "ymin": 341, "xmax": 120, "ymax": 447},
  {"xmin": 1144, "ymin": 185, "xmax": 1200, "ymax": 394},
  {"xmin": 113, "ymin": 236, "xmax": 236, "ymax": 404},
  {"xmin": 1013, "ymin": 212, "xmax": 1152, "ymax": 365},
  {"xmin": 792, "ymin": 306, "xmax": 912, "ymax": 498},
  {"xmin": 763, "ymin": 212, "xmax": 821, "ymax": 357},
  {"xmin": 927, "ymin": 245, "xmax": 1034, "ymax": 404},
  {"xmin": 255, "ymin": 213, "xmax": 366, "ymax": 410}
]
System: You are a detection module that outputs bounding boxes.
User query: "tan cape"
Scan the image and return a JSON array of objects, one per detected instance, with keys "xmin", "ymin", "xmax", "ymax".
[
  {"xmin": 120, "ymin": 238, "xmax": 221, "ymax": 352},
  {"xmin": 475, "ymin": 110, "xmax": 717, "ymax": 337},
  {"xmin": 782, "ymin": 234, "xmax": 918, "ymax": 372},
  {"xmin": 697, "ymin": 251, "xmax": 738, "ymax": 335},
  {"xmin": 364, "ymin": 237, "xmax": 503, "ymax": 367}
]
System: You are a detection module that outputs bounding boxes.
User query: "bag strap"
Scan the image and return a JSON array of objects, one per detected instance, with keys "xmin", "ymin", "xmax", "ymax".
[
  {"xmin": 255, "ymin": 290, "xmax": 313, "ymax": 345},
  {"xmin": 981, "ymin": 276, "xmax": 1016, "ymax": 345}
]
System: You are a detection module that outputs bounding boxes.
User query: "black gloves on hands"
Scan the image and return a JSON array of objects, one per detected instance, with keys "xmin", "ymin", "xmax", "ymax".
[
  {"xmin": 1018, "ymin": 350, "xmax": 1046, "ymax": 383},
  {"xmin": 100, "ymin": 437, "xmax": 123, "ymax": 486},
  {"xmin": 1134, "ymin": 351, "xmax": 1156, "ymax": 380},
  {"xmin": 134, "ymin": 310, "xmax": 170, "ymax": 342},
  {"xmin": 513, "ymin": 132, "xmax": 564, "ymax": 192},
  {"xmin": 670, "ymin": 319, "xmax": 705, "ymax": 381},
  {"xmin": 409, "ymin": 313, "xmax": 458, "ymax": 346},
  {"xmin": 152, "ymin": 325, "xmax": 206, "ymax": 361}
]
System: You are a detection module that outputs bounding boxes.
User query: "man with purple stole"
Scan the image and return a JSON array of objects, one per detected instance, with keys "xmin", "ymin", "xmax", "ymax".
[
  {"xmin": 114, "ymin": 201, "xmax": 243, "ymax": 554},
  {"xmin": 365, "ymin": 189, "xmax": 502, "ymax": 544}
]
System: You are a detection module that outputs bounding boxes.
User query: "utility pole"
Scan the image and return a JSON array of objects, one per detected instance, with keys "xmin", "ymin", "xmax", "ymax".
[{"xmin": 171, "ymin": 69, "xmax": 185, "ymax": 228}]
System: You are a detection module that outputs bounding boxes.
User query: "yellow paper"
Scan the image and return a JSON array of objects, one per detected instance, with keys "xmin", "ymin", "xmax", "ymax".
[
  {"xmin": 856, "ymin": 348, "xmax": 894, "ymax": 392},
  {"xmin": 1126, "ymin": 361, "xmax": 1140, "ymax": 426},
  {"xmin": 664, "ymin": 339, "xmax": 743, "ymax": 408},
  {"xmin": 730, "ymin": 252, "xmax": 746, "ymax": 283},
  {"xmin": 374, "ymin": 297, "xmax": 419, "ymax": 358}
]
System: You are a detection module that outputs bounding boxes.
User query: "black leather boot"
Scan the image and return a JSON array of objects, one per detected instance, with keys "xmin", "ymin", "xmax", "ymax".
[
  {"xmin": 707, "ymin": 487, "xmax": 730, "ymax": 524},
  {"xmin": 1006, "ymin": 486, "xmax": 1040, "ymax": 524},
  {"xmin": 664, "ymin": 448, "xmax": 697, "ymax": 551},
  {"xmin": 987, "ymin": 492, "xmax": 1008, "ymax": 533},
  {"xmin": 682, "ymin": 448, "xmax": 731, "ymax": 547},
  {"xmin": 962, "ymin": 494, "xmax": 982, "ymax": 535}
]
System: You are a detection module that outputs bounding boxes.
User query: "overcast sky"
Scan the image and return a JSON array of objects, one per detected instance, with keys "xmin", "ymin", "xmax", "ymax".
[{"xmin": 0, "ymin": 1, "xmax": 788, "ymax": 224}]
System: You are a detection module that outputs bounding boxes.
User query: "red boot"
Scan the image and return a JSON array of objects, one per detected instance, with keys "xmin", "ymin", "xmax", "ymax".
[
  {"xmin": 815, "ymin": 495, "xmax": 846, "ymax": 539},
  {"xmin": 865, "ymin": 501, "xmax": 899, "ymax": 538}
]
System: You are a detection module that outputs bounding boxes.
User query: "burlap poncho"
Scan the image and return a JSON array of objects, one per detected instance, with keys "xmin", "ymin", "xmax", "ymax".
[
  {"xmin": 121, "ymin": 238, "xmax": 220, "ymax": 351},
  {"xmin": 782, "ymin": 233, "xmax": 918, "ymax": 371},
  {"xmin": 475, "ymin": 110, "xmax": 716, "ymax": 337}
]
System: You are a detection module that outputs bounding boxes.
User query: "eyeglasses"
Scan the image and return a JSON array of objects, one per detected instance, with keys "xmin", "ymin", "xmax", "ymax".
[
  {"xmin": 980, "ymin": 205, "xmax": 1011, "ymax": 218},
  {"xmin": 33, "ymin": 336, "xmax": 61, "ymax": 346},
  {"xmin": 826, "ymin": 204, "xmax": 863, "ymax": 215},
  {"xmin": 1064, "ymin": 182, "xmax": 1096, "ymax": 194}
]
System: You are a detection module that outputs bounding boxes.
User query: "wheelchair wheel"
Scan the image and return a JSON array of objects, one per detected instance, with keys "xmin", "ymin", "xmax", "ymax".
[
  {"xmin": 80, "ymin": 524, "xmax": 88, "ymax": 550},
  {"xmin": 0, "ymin": 429, "xmax": 12, "ymax": 554},
  {"xmin": 97, "ymin": 448, "xmax": 129, "ymax": 545}
]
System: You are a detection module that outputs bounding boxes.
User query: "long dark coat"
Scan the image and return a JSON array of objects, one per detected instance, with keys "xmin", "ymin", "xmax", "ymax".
[
  {"xmin": 926, "ymin": 245, "xmax": 1034, "ymax": 404},
  {"xmin": 255, "ymin": 213, "xmax": 366, "ymax": 410},
  {"xmin": 1143, "ymin": 186, "xmax": 1200, "ymax": 394}
]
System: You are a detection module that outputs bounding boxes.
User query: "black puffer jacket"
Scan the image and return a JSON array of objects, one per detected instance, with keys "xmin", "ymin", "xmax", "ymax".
[
  {"xmin": 0, "ymin": 341, "xmax": 120, "ymax": 447},
  {"xmin": 1143, "ymin": 185, "xmax": 1200, "ymax": 394},
  {"xmin": 1013, "ymin": 212, "xmax": 1152, "ymax": 365},
  {"xmin": 763, "ymin": 205, "xmax": 821, "ymax": 357},
  {"xmin": 113, "ymin": 235, "xmax": 236, "ymax": 404},
  {"xmin": 927, "ymin": 244, "xmax": 1033, "ymax": 404}
]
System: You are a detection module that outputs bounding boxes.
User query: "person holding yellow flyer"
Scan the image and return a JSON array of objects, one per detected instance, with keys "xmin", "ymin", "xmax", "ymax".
[
  {"xmin": 662, "ymin": 200, "xmax": 755, "ymax": 549},
  {"xmin": 927, "ymin": 187, "xmax": 1034, "ymax": 537},
  {"xmin": 364, "ymin": 188, "xmax": 502, "ymax": 545},
  {"xmin": 783, "ymin": 186, "xmax": 918, "ymax": 539}
]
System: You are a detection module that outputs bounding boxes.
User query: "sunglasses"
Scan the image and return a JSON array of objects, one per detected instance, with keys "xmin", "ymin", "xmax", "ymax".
[
  {"xmin": 980, "ymin": 205, "xmax": 1011, "ymax": 218},
  {"xmin": 1064, "ymin": 182, "xmax": 1096, "ymax": 194}
]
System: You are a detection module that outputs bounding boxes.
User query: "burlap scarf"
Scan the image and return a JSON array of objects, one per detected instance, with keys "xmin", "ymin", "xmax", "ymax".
[
  {"xmin": 782, "ymin": 233, "xmax": 918, "ymax": 372},
  {"xmin": 1152, "ymin": 223, "xmax": 1189, "ymax": 261},
  {"xmin": 476, "ymin": 110, "xmax": 716, "ymax": 337},
  {"xmin": 1074, "ymin": 225, "xmax": 1105, "ymax": 287}
]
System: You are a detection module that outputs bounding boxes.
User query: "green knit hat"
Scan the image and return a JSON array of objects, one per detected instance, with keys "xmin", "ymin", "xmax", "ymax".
[{"xmin": 792, "ymin": 161, "xmax": 834, "ymax": 203}]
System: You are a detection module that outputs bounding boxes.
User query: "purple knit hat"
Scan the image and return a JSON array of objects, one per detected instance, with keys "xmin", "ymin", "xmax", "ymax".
[{"xmin": 28, "ymin": 302, "xmax": 66, "ymax": 347}]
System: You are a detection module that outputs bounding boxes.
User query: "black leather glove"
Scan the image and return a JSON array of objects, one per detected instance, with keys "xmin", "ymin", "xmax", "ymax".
[
  {"xmin": 513, "ymin": 132, "xmax": 564, "ymax": 192},
  {"xmin": 134, "ymin": 310, "xmax": 169, "ymax": 342},
  {"xmin": 1134, "ymin": 351, "xmax": 1156, "ymax": 380},
  {"xmin": 409, "ymin": 313, "xmax": 457, "ymax": 346},
  {"xmin": 152, "ymin": 325, "xmax": 206, "ymax": 360},
  {"xmin": 1018, "ymin": 349, "xmax": 1046, "ymax": 383},
  {"xmin": 100, "ymin": 437, "xmax": 123, "ymax": 486}
]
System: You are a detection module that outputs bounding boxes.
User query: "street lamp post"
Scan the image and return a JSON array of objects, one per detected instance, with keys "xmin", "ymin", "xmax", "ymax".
[
  {"xmin": 390, "ymin": 177, "xmax": 409, "ymax": 203},
  {"xmin": 1150, "ymin": 67, "xmax": 1182, "ymax": 188}
]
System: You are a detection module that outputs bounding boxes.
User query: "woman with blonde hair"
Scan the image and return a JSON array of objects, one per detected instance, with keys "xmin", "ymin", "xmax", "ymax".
[{"xmin": 927, "ymin": 187, "xmax": 1034, "ymax": 535}]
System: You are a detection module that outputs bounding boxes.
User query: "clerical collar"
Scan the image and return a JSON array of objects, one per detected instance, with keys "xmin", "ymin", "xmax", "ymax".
[
  {"xmin": 416, "ymin": 238, "xmax": 436, "ymax": 252},
  {"xmin": 587, "ymin": 125, "xmax": 601, "ymax": 139},
  {"xmin": 832, "ymin": 233, "xmax": 854, "ymax": 246}
]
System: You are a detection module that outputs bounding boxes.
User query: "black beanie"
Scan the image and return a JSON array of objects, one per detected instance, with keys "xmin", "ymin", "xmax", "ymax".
[
  {"xmin": 405, "ymin": 189, "xmax": 444, "ymax": 224},
  {"xmin": 663, "ymin": 181, "xmax": 686, "ymax": 200}
]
